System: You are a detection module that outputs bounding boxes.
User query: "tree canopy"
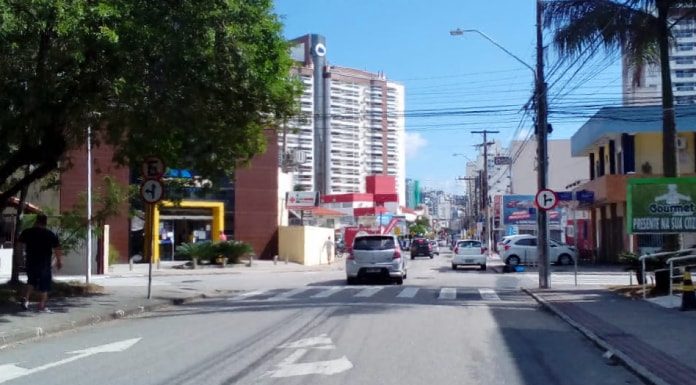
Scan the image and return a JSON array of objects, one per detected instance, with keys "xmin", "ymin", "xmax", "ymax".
[{"xmin": 0, "ymin": 0, "xmax": 301, "ymax": 206}]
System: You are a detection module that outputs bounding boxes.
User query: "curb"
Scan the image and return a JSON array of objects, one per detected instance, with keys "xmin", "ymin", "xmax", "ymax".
[
  {"xmin": 522, "ymin": 288, "xmax": 670, "ymax": 385},
  {"xmin": 0, "ymin": 292, "xmax": 216, "ymax": 348}
]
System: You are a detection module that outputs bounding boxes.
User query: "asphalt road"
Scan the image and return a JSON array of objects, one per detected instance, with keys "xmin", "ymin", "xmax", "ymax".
[{"xmin": 0, "ymin": 250, "xmax": 645, "ymax": 385}]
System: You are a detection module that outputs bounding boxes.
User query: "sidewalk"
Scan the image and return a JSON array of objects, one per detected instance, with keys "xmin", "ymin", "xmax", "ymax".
[
  {"xmin": 1, "ymin": 260, "xmax": 342, "ymax": 347},
  {"xmin": 526, "ymin": 287, "xmax": 696, "ymax": 385}
]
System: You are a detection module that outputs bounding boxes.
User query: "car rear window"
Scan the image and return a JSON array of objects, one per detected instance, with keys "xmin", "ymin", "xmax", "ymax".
[
  {"xmin": 354, "ymin": 236, "xmax": 396, "ymax": 250},
  {"xmin": 457, "ymin": 241, "xmax": 481, "ymax": 248}
]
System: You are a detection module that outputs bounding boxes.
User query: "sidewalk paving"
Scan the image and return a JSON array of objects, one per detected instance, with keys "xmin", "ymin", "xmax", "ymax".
[
  {"xmin": 1, "ymin": 260, "xmax": 342, "ymax": 348},
  {"xmin": 526, "ymin": 287, "xmax": 696, "ymax": 385}
]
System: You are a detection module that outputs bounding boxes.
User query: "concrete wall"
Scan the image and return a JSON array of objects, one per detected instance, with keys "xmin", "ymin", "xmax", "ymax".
[
  {"xmin": 0, "ymin": 248, "xmax": 12, "ymax": 276},
  {"xmin": 511, "ymin": 139, "xmax": 589, "ymax": 194},
  {"xmin": 278, "ymin": 226, "xmax": 334, "ymax": 266}
]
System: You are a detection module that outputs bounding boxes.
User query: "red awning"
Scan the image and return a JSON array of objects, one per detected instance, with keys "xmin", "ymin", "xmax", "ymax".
[{"xmin": 400, "ymin": 206, "xmax": 416, "ymax": 215}]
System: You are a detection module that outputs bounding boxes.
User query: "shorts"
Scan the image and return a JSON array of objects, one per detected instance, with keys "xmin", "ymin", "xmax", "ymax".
[{"xmin": 26, "ymin": 267, "xmax": 52, "ymax": 292}]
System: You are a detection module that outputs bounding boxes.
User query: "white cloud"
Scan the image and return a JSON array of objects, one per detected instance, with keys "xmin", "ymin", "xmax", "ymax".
[{"xmin": 405, "ymin": 132, "xmax": 427, "ymax": 158}]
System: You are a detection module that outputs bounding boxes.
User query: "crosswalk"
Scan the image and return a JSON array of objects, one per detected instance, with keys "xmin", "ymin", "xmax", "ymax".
[{"xmin": 226, "ymin": 286, "xmax": 530, "ymax": 304}]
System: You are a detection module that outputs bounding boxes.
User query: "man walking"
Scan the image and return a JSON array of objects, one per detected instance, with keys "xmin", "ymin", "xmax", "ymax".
[{"xmin": 18, "ymin": 214, "xmax": 62, "ymax": 312}]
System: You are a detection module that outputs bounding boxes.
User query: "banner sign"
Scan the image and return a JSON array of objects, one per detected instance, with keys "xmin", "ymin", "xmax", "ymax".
[
  {"xmin": 286, "ymin": 191, "xmax": 319, "ymax": 209},
  {"xmin": 502, "ymin": 194, "xmax": 561, "ymax": 227},
  {"xmin": 628, "ymin": 177, "xmax": 696, "ymax": 233}
]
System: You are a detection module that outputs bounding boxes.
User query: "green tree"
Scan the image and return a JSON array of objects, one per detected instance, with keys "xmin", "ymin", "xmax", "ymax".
[
  {"xmin": 0, "ymin": 0, "xmax": 300, "ymax": 207},
  {"xmin": 543, "ymin": 0, "xmax": 696, "ymax": 250},
  {"xmin": 10, "ymin": 176, "xmax": 129, "ymax": 283}
]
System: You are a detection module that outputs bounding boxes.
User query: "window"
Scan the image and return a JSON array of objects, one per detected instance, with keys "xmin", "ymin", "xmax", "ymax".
[
  {"xmin": 457, "ymin": 240, "xmax": 481, "ymax": 248},
  {"xmin": 353, "ymin": 236, "xmax": 396, "ymax": 250},
  {"xmin": 515, "ymin": 238, "xmax": 537, "ymax": 246}
]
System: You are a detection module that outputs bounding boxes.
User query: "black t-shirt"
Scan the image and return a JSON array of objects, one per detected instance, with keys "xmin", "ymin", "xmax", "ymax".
[{"xmin": 19, "ymin": 227, "xmax": 60, "ymax": 269}]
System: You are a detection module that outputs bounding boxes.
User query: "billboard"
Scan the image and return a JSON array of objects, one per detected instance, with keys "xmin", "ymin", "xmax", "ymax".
[
  {"xmin": 627, "ymin": 177, "xmax": 696, "ymax": 233},
  {"xmin": 502, "ymin": 194, "xmax": 561, "ymax": 227},
  {"xmin": 286, "ymin": 191, "xmax": 319, "ymax": 209}
]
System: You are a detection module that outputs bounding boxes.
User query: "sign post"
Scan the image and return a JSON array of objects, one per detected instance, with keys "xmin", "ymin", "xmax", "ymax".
[{"xmin": 140, "ymin": 157, "xmax": 165, "ymax": 299}]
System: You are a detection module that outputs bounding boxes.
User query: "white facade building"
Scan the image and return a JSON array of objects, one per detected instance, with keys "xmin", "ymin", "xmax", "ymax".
[
  {"xmin": 509, "ymin": 139, "xmax": 588, "ymax": 195},
  {"xmin": 284, "ymin": 34, "xmax": 406, "ymax": 205}
]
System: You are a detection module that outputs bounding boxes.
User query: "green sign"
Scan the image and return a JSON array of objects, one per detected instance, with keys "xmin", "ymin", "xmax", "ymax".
[{"xmin": 627, "ymin": 177, "xmax": 696, "ymax": 234}]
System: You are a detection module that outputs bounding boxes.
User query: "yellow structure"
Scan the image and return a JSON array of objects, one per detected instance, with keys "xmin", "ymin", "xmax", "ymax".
[
  {"xmin": 278, "ymin": 225, "xmax": 334, "ymax": 266},
  {"xmin": 150, "ymin": 200, "xmax": 225, "ymax": 262}
]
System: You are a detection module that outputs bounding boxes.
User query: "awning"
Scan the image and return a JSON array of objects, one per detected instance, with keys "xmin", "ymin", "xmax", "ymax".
[
  {"xmin": 303, "ymin": 207, "xmax": 345, "ymax": 217},
  {"xmin": 7, "ymin": 196, "xmax": 41, "ymax": 213}
]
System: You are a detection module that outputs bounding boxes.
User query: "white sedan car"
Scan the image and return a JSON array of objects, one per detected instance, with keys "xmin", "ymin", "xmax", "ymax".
[
  {"xmin": 452, "ymin": 239, "xmax": 487, "ymax": 271},
  {"xmin": 500, "ymin": 235, "xmax": 577, "ymax": 266}
]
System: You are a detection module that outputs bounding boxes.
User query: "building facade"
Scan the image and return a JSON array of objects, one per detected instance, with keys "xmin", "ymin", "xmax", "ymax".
[
  {"xmin": 571, "ymin": 105, "xmax": 696, "ymax": 261},
  {"xmin": 405, "ymin": 178, "xmax": 422, "ymax": 209},
  {"xmin": 285, "ymin": 34, "xmax": 406, "ymax": 204}
]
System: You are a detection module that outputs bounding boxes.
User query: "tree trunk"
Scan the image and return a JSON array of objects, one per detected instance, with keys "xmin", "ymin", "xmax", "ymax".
[
  {"xmin": 8, "ymin": 177, "xmax": 30, "ymax": 284},
  {"xmin": 658, "ymin": 2, "xmax": 680, "ymax": 252}
]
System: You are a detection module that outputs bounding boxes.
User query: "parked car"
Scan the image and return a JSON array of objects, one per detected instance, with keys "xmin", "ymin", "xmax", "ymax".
[
  {"xmin": 500, "ymin": 235, "xmax": 577, "ymax": 266},
  {"xmin": 452, "ymin": 239, "xmax": 487, "ymax": 270},
  {"xmin": 410, "ymin": 238, "xmax": 433, "ymax": 259},
  {"xmin": 346, "ymin": 234, "xmax": 407, "ymax": 285},
  {"xmin": 429, "ymin": 240, "xmax": 440, "ymax": 256}
]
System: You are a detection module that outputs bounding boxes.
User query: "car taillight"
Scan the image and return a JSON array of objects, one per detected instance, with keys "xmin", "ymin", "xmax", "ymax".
[
  {"xmin": 393, "ymin": 250, "xmax": 401, "ymax": 259},
  {"xmin": 481, "ymin": 247, "xmax": 485, "ymax": 254},
  {"xmin": 347, "ymin": 252, "xmax": 354, "ymax": 260},
  {"xmin": 454, "ymin": 247, "xmax": 459, "ymax": 254},
  {"xmin": 504, "ymin": 244, "xmax": 511, "ymax": 251}
]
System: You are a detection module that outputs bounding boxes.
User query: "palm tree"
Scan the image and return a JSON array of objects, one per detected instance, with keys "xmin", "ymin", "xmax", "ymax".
[
  {"xmin": 544, "ymin": 1, "xmax": 696, "ymax": 252},
  {"xmin": 544, "ymin": 0, "xmax": 696, "ymax": 179}
]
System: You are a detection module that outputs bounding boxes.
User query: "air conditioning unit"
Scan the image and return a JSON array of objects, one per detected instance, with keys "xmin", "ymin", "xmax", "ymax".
[{"xmin": 677, "ymin": 137, "xmax": 688, "ymax": 150}]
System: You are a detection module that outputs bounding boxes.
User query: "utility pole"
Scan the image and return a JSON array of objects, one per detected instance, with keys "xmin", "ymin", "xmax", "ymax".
[
  {"xmin": 536, "ymin": 0, "xmax": 550, "ymax": 289},
  {"xmin": 457, "ymin": 176, "xmax": 477, "ymax": 238},
  {"xmin": 472, "ymin": 130, "xmax": 499, "ymax": 253}
]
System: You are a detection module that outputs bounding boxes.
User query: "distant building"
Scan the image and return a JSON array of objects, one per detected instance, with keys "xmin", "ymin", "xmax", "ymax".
[
  {"xmin": 509, "ymin": 139, "xmax": 588, "ymax": 195},
  {"xmin": 405, "ymin": 178, "xmax": 422, "ymax": 209},
  {"xmin": 285, "ymin": 34, "xmax": 406, "ymax": 204}
]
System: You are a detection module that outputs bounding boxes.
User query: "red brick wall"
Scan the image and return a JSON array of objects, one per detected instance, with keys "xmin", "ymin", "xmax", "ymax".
[
  {"xmin": 61, "ymin": 144, "xmax": 130, "ymax": 262},
  {"xmin": 234, "ymin": 131, "xmax": 279, "ymax": 259}
]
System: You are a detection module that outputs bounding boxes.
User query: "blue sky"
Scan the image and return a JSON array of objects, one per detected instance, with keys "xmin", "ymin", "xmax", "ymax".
[{"xmin": 274, "ymin": 0, "xmax": 622, "ymax": 193}]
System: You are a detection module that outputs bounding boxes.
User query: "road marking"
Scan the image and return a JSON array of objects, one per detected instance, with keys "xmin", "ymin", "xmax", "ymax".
[
  {"xmin": 397, "ymin": 287, "xmax": 419, "ymax": 298},
  {"xmin": 438, "ymin": 288, "xmax": 457, "ymax": 300},
  {"xmin": 478, "ymin": 288, "xmax": 501, "ymax": 301},
  {"xmin": 229, "ymin": 290, "xmax": 266, "ymax": 301},
  {"xmin": 311, "ymin": 287, "xmax": 344, "ymax": 298},
  {"xmin": 266, "ymin": 335, "xmax": 353, "ymax": 378},
  {"xmin": 279, "ymin": 334, "xmax": 335, "ymax": 350},
  {"xmin": 268, "ymin": 287, "xmax": 310, "ymax": 301},
  {"xmin": 0, "ymin": 338, "xmax": 141, "ymax": 384},
  {"xmin": 355, "ymin": 287, "xmax": 382, "ymax": 298}
]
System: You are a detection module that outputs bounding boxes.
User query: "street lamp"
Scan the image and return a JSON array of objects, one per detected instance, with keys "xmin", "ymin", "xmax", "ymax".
[{"xmin": 450, "ymin": 26, "xmax": 551, "ymax": 289}]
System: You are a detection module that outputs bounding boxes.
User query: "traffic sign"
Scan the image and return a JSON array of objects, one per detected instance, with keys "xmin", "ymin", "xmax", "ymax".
[
  {"xmin": 535, "ymin": 189, "xmax": 558, "ymax": 211},
  {"xmin": 140, "ymin": 179, "xmax": 164, "ymax": 204},
  {"xmin": 141, "ymin": 156, "xmax": 165, "ymax": 179}
]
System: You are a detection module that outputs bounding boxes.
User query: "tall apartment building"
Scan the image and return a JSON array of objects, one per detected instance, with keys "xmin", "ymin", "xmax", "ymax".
[
  {"xmin": 284, "ymin": 34, "xmax": 406, "ymax": 204},
  {"xmin": 623, "ymin": 11, "xmax": 696, "ymax": 106}
]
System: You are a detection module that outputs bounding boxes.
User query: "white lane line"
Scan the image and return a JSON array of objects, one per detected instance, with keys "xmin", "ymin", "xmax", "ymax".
[
  {"xmin": 396, "ymin": 287, "xmax": 419, "ymax": 298},
  {"xmin": 311, "ymin": 286, "xmax": 344, "ymax": 298},
  {"xmin": 354, "ymin": 287, "xmax": 382, "ymax": 298},
  {"xmin": 268, "ymin": 287, "xmax": 311, "ymax": 301},
  {"xmin": 478, "ymin": 288, "xmax": 501, "ymax": 301},
  {"xmin": 438, "ymin": 288, "xmax": 457, "ymax": 300},
  {"xmin": 228, "ymin": 290, "xmax": 266, "ymax": 301}
]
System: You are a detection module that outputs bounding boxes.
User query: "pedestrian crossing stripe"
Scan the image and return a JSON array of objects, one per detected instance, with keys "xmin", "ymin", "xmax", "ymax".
[
  {"xmin": 478, "ymin": 288, "xmax": 500, "ymax": 301},
  {"xmin": 397, "ymin": 287, "xmax": 419, "ymax": 298},
  {"xmin": 355, "ymin": 287, "xmax": 382, "ymax": 297},
  {"xmin": 438, "ymin": 288, "xmax": 457, "ymax": 300},
  {"xmin": 311, "ymin": 287, "xmax": 344, "ymax": 298},
  {"xmin": 268, "ymin": 287, "xmax": 310, "ymax": 301}
]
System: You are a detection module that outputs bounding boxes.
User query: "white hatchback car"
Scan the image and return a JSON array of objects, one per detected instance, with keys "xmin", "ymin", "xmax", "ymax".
[
  {"xmin": 452, "ymin": 239, "xmax": 487, "ymax": 270},
  {"xmin": 346, "ymin": 234, "xmax": 407, "ymax": 285},
  {"xmin": 500, "ymin": 235, "xmax": 577, "ymax": 266}
]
